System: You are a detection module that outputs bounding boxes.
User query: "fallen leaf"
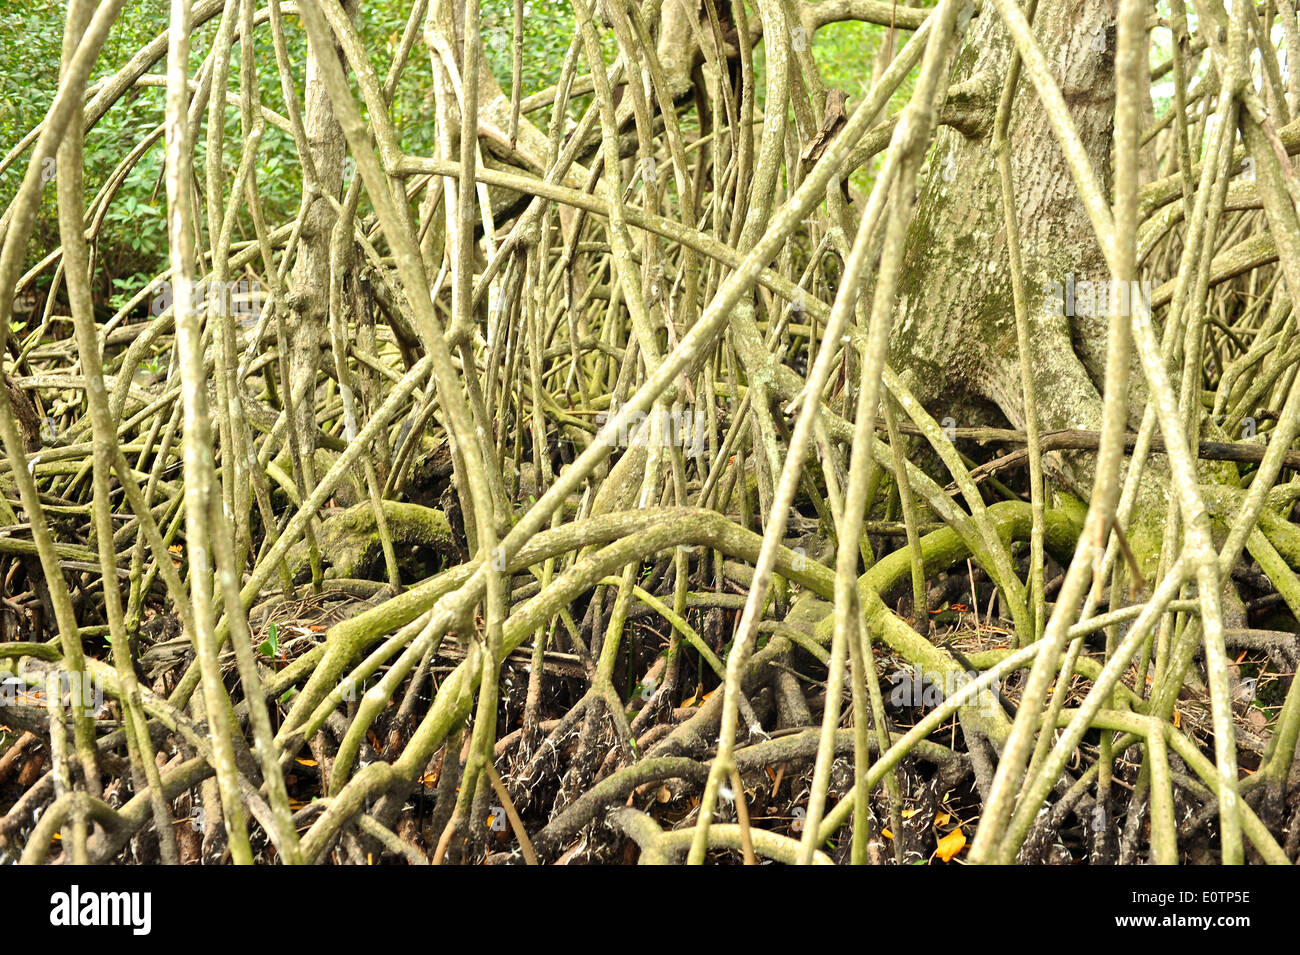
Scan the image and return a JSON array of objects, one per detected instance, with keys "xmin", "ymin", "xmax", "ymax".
[
  {"xmin": 934, "ymin": 827, "xmax": 966, "ymax": 862},
  {"xmin": 934, "ymin": 811, "xmax": 951, "ymax": 828}
]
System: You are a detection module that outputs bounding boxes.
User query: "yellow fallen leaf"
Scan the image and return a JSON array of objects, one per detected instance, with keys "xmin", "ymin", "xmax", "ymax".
[
  {"xmin": 934, "ymin": 811, "xmax": 951, "ymax": 828},
  {"xmin": 1172, "ymin": 709, "xmax": 1181, "ymax": 729},
  {"xmin": 934, "ymin": 827, "xmax": 966, "ymax": 862},
  {"xmin": 900, "ymin": 809, "xmax": 918, "ymax": 820},
  {"xmin": 881, "ymin": 827, "xmax": 894, "ymax": 840},
  {"xmin": 295, "ymin": 758, "xmax": 317, "ymax": 767}
]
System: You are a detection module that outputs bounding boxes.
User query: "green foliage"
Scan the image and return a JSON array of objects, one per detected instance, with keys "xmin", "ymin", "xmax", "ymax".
[
  {"xmin": 258, "ymin": 621, "xmax": 280, "ymax": 659},
  {"xmin": 812, "ymin": 20, "xmax": 887, "ymax": 106},
  {"xmin": 0, "ymin": 0, "xmax": 903, "ymax": 309},
  {"xmin": 480, "ymin": 0, "xmax": 580, "ymax": 95},
  {"xmin": 0, "ymin": 1, "xmax": 182, "ymax": 305},
  {"xmin": 0, "ymin": 0, "xmax": 583, "ymax": 313}
]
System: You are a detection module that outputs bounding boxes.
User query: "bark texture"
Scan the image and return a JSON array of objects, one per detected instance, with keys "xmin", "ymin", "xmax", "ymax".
[{"xmin": 893, "ymin": 0, "xmax": 1118, "ymax": 441}]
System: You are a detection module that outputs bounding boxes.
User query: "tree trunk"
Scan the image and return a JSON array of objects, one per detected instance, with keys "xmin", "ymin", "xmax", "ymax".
[
  {"xmin": 890, "ymin": 0, "xmax": 1176, "ymax": 570},
  {"xmin": 896, "ymin": 0, "xmax": 1115, "ymax": 433},
  {"xmin": 287, "ymin": 1, "xmax": 355, "ymax": 490}
]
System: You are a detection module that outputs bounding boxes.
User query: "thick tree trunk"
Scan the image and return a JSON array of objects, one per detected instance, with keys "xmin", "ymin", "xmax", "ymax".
[
  {"xmin": 888, "ymin": 0, "xmax": 1183, "ymax": 572},
  {"xmin": 893, "ymin": 0, "xmax": 1117, "ymax": 438}
]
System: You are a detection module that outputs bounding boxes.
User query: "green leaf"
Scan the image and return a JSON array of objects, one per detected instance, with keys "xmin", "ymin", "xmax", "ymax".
[{"xmin": 257, "ymin": 620, "xmax": 279, "ymax": 658}]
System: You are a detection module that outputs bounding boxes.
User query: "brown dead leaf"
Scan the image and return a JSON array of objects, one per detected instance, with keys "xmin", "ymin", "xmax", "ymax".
[{"xmin": 800, "ymin": 89, "xmax": 848, "ymax": 166}]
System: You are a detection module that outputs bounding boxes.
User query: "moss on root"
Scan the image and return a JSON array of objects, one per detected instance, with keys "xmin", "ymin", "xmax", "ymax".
[{"xmin": 283, "ymin": 500, "xmax": 457, "ymax": 584}]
